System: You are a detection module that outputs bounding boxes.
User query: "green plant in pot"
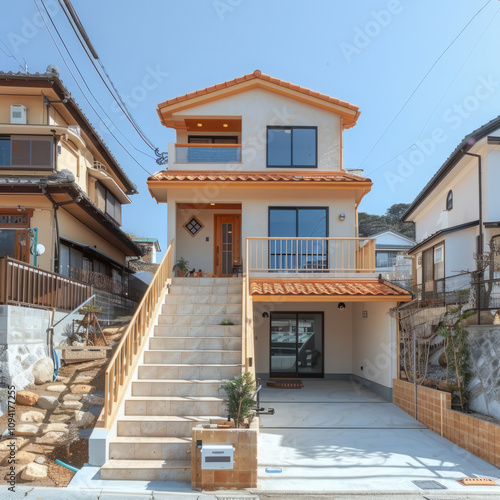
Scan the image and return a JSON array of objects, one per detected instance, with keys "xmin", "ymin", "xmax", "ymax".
[
  {"xmin": 219, "ymin": 373, "xmax": 256, "ymax": 428},
  {"xmin": 173, "ymin": 257, "xmax": 189, "ymax": 277}
]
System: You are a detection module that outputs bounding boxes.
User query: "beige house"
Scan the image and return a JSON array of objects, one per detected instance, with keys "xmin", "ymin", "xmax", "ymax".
[{"xmin": 0, "ymin": 69, "xmax": 142, "ymax": 291}]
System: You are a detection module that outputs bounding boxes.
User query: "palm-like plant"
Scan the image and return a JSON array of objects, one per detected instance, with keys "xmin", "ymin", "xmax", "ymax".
[{"xmin": 219, "ymin": 373, "xmax": 256, "ymax": 428}]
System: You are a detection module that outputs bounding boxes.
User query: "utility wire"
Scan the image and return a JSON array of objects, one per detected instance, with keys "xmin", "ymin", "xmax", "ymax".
[
  {"xmin": 358, "ymin": 0, "xmax": 493, "ymax": 169},
  {"xmin": 0, "ymin": 40, "xmax": 27, "ymax": 72},
  {"xmin": 56, "ymin": 0, "xmax": 167, "ymax": 164},
  {"xmin": 34, "ymin": 0, "xmax": 152, "ymax": 176},
  {"xmin": 38, "ymin": 0, "xmax": 155, "ymax": 160}
]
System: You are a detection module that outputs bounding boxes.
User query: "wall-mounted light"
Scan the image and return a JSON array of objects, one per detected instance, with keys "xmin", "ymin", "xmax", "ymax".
[
  {"xmin": 338, "ymin": 213, "xmax": 346, "ymax": 221},
  {"xmin": 262, "ymin": 312, "xmax": 269, "ymax": 318},
  {"xmin": 338, "ymin": 303, "xmax": 346, "ymax": 310},
  {"xmin": 223, "ymin": 123, "xmax": 228, "ymax": 128},
  {"xmin": 197, "ymin": 123, "xmax": 203, "ymax": 127}
]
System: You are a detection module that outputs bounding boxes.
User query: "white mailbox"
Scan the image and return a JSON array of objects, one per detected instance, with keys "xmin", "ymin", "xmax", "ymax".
[{"xmin": 201, "ymin": 443, "xmax": 234, "ymax": 470}]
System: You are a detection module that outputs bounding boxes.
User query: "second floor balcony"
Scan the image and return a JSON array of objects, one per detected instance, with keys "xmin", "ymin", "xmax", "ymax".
[{"xmin": 174, "ymin": 143, "xmax": 242, "ymax": 164}]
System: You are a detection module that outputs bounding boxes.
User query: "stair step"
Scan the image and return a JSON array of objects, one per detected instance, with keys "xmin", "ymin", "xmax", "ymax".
[
  {"xmin": 165, "ymin": 293, "xmax": 242, "ymax": 305},
  {"xmin": 162, "ymin": 303, "xmax": 242, "ymax": 315},
  {"xmin": 149, "ymin": 336, "xmax": 241, "ymax": 351},
  {"xmin": 138, "ymin": 363, "xmax": 241, "ymax": 380},
  {"xmin": 171, "ymin": 277, "xmax": 242, "ymax": 285},
  {"xmin": 132, "ymin": 379, "xmax": 223, "ymax": 397},
  {"xmin": 169, "ymin": 285, "xmax": 242, "ymax": 295},
  {"xmin": 125, "ymin": 396, "xmax": 226, "ymax": 417},
  {"xmin": 143, "ymin": 349, "xmax": 241, "ymax": 365},
  {"xmin": 154, "ymin": 325, "xmax": 241, "ymax": 337},
  {"xmin": 109, "ymin": 436, "xmax": 192, "ymax": 460},
  {"xmin": 158, "ymin": 313, "xmax": 242, "ymax": 326},
  {"xmin": 100, "ymin": 459, "xmax": 190, "ymax": 481}
]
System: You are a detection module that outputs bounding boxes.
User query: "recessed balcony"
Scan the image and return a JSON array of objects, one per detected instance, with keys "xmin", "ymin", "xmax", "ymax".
[{"xmin": 174, "ymin": 143, "xmax": 242, "ymax": 163}]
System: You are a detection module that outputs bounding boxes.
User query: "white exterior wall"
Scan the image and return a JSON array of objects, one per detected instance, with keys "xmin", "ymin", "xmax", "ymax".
[
  {"xmin": 374, "ymin": 231, "xmax": 414, "ymax": 247},
  {"xmin": 486, "ymin": 149, "xmax": 500, "ymax": 222},
  {"xmin": 169, "ymin": 88, "xmax": 342, "ymax": 171}
]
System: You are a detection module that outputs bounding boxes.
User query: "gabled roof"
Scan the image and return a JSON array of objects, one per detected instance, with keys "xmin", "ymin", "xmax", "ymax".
[
  {"xmin": 249, "ymin": 278, "xmax": 412, "ymax": 302},
  {"xmin": 403, "ymin": 115, "xmax": 500, "ymax": 221},
  {"xmin": 0, "ymin": 70, "xmax": 138, "ymax": 195},
  {"xmin": 157, "ymin": 70, "xmax": 360, "ymax": 129},
  {"xmin": 369, "ymin": 229, "xmax": 416, "ymax": 245}
]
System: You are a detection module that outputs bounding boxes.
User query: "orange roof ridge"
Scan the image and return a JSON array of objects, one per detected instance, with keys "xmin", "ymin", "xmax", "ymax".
[{"xmin": 158, "ymin": 69, "xmax": 359, "ymax": 114}]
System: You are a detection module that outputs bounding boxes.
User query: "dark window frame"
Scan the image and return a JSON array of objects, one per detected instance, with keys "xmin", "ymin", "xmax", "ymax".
[
  {"xmin": 446, "ymin": 190, "xmax": 453, "ymax": 211},
  {"xmin": 266, "ymin": 126, "xmax": 318, "ymax": 168},
  {"xmin": 0, "ymin": 134, "xmax": 53, "ymax": 170},
  {"xmin": 187, "ymin": 136, "xmax": 239, "ymax": 144}
]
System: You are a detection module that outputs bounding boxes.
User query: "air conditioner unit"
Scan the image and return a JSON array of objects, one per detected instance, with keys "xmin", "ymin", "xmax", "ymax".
[
  {"xmin": 11, "ymin": 105, "xmax": 27, "ymax": 124},
  {"xmin": 93, "ymin": 161, "xmax": 107, "ymax": 172},
  {"xmin": 68, "ymin": 125, "xmax": 81, "ymax": 137}
]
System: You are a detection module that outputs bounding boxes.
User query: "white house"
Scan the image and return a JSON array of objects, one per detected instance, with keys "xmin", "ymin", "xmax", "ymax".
[{"xmin": 403, "ymin": 115, "xmax": 500, "ymax": 300}]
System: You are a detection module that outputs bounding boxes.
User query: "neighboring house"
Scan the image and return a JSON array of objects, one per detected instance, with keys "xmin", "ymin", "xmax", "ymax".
[
  {"xmin": 402, "ymin": 115, "xmax": 500, "ymax": 301},
  {"xmin": 0, "ymin": 68, "xmax": 143, "ymax": 296},
  {"xmin": 371, "ymin": 229, "xmax": 415, "ymax": 283},
  {"xmin": 131, "ymin": 237, "xmax": 161, "ymax": 263},
  {"xmin": 148, "ymin": 70, "xmax": 412, "ymax": 392}
]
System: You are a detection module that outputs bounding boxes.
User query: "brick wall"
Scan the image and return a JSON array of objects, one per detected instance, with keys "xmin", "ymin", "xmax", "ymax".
[
  {"xmin": 393, "ymin": 379, "xmax": 500, "ymax": 468},
  {"xmin": 191, "ymin": 420, "xmax": 258, "ymax": 489}
]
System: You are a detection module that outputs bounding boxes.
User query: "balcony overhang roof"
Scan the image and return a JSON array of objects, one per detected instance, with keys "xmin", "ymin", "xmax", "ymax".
[
  {"xmin": 147, "ymin": 170, "xmax": 372, "ymax": 204},
  {"xmin": 249, "ymin": 278, "xmax": 412, "ymax": 302},
  {"xmin": 157, "ymin": 70, "xmax": 360, "ymax": 129}
]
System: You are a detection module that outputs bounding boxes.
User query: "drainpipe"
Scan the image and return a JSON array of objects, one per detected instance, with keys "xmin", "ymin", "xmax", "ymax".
[{"xmin": 462, "ymin": 151, "xmax": 483, "ymax": 324}]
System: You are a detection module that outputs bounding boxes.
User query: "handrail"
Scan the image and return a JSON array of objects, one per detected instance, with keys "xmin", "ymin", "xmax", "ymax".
[
  {"xmin": 104, "ymin": 239, "xmax": 174, "ymax": 429},
  {"xmin": 242, "ymin": 238, "xmax": 256, "ymax": 379},
  {"xmin": 246, "ymin": 237, "xmax": 376, "ymax": 273}
]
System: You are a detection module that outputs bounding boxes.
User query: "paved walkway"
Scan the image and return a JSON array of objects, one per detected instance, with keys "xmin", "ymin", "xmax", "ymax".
[{"xmin": 257, "ymin": 379, "xmax": 500, "ymax": 494}]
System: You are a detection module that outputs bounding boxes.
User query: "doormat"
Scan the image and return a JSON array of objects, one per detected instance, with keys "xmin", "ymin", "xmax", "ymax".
[
  {"xmin": 267, "ymin": 379, "xmax": 303, "ymax": 389},
  {"xmin": 412, "ymin": 480, "xmax": 446, "ymax": 490}
]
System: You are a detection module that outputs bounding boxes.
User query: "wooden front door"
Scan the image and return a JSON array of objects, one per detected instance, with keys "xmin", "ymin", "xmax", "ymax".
[{"xmin": 214, "ymin": 214, "xmax": 241, "ymax": 277}]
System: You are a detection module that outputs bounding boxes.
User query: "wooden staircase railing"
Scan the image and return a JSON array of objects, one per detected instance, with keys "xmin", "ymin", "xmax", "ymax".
[
  {"xmin": 104, "ymin": 239, "xmax": 174, "ymax": 429},
  {"xmin": 242, "ymin": 239, "xmax": 256, "ymax": 379}
]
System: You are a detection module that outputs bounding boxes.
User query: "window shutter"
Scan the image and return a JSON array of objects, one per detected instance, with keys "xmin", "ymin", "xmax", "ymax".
[
  {"xmin": 31, "ymin": 138, "xmax": 52, "ymax": 168},
  {"xmin": 11, "ymin": 139, "xmax": 31, "ymax": 166},
  {"xmin": 96, "ymin": 182, "xmax": 106, "ymax": 212}
]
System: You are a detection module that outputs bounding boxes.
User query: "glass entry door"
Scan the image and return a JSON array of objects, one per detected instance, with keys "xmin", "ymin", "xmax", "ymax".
[
  {"xmin": 214, "ymin": 214, "xmax": 241, "ymax": 277},
  {"xmin": 270, "ymin": 312, "xmax": 324, "ymax": 378}
]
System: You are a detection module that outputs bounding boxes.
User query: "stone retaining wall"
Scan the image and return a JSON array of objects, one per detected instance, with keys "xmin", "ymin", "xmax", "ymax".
[{"xmin": 393, "ymin": 379, "xmax": 500, "ymax": 468}]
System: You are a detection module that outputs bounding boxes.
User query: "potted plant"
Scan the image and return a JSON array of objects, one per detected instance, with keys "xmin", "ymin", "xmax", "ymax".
[
  {"xmin": 219, "ymin": 373, "xmax": 256, "ymax": 428},
  {"xmin": 173, "ymin": 257, "xmax": 189, "ymax": 277}
]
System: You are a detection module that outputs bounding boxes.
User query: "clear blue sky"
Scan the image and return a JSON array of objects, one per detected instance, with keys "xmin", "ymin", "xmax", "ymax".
[{"xmin": 2, "ymin": 0, "xmax": 500, "ymax": 257}]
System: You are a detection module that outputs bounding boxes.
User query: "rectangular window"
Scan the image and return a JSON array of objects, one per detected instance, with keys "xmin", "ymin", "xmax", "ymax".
[
  {"xmin": 376, "ymin": 251, "xmax": 399, "ymax": 268},
  {"xmin": 96, "ymin": 182, "xmax": 122, "ymax": 225},
  {"xmin": 267, "ymin": 127, "xmax": 317, "ymax": 168},
  {"xmin": 0, "ymin": 136, "xmax": 53, "ymax": 169},
  {"xmin": 269, "ymin": 207, "xmax": 328, "ymax": 270}
]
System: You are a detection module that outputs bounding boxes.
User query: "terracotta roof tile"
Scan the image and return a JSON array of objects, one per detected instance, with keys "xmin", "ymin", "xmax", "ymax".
[
  {"xmin": 249, "ymin": 279, "xmax": 411, "ymax": 299},
  {"xmin": 149, "ymin": 170, "xmax": 371, "ymax": 184},
  {"xmin": 158, "ymin": 70, "xmax": 359, "ymax": 115}
]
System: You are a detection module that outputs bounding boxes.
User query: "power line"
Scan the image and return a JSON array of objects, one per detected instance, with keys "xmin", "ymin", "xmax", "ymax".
[
  {"xmin": 56, "ymin": 0, "xmax": 167, "ymax": 165},
  {"xmin": 358, "ymin": 0, "xmax": 494, "ymax": 169},
  {"xmin": 0, "ymin": 39, "xmax": 27, "ymax": 72},
  {"xmin": 34, "ymin": 0, "xmax": 153, "ymax": 176},
  {"xmin": 38, "ymin": 0, "xmax": 155, "ymax": 160}
]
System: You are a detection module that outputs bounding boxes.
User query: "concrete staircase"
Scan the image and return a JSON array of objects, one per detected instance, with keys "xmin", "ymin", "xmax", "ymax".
[{"xmin": 100, "ymin": 277, "xmax": 243, "ymax": 481}]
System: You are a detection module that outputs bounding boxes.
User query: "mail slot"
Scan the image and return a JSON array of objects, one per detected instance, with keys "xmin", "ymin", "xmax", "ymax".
[{"xmin": 200, "ymin": 443, "xmax": 234, "ymax": 470}]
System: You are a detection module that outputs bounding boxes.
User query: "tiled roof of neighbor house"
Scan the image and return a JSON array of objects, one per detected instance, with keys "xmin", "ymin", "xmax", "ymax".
[
  {"xmin": 249, "ymin": 279, "xmax": 411, "ymax": 299},
  {"xmin": 0, "ymin": 70, "xmax": 138, "ymax": 194},
  {"xmin": 149, "ymin": 170, "xmax": 371, "ymax": 184},
  {"xmin": 403, "ymin": 114, "xmax": 500, "ymax": 221}
]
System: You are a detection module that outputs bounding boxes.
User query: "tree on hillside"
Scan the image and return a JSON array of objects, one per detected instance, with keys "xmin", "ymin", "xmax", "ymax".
[{"xmin": 358, "ymin": 203, "xmax": 415, "ymax": 239}]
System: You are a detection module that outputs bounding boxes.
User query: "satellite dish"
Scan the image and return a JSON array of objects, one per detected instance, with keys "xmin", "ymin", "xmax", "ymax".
[{"xmin": 36, "ymin": 244, "xmax": 46, "ymax": 256}]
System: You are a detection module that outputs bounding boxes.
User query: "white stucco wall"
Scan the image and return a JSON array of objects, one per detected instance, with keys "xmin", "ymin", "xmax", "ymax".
[
  {"xmin": 486, "ymin": 149, "xmax": 500, "ymax": 222},
  {"xmin": 374, "ymin": 231, "xmax": 414, "ymax": 247},
  {"xmin": 169, "ymin": 87, "xmax": 342, "ymax": 171}
]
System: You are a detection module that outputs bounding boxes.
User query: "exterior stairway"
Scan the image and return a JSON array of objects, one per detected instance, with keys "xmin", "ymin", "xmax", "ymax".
[{"xmin": 100, "ymin": 277, "xmax": 243, "ymax": 481}]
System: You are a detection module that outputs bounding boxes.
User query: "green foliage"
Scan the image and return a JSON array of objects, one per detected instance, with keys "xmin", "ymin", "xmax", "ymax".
[
  {"xmin": 442, "ymin": 320, "xmax": 472, "ymax": 410},
  {"xmin": 449, "ymin": 305, "xmax": 461, "ymax": 314},
  {"xmin": 459, "ymin": 310, "xmax": 476, "ymax": 321},
  {"xmin": 358, "ymin": 203, "xmax": 415, "ymax": 239},
  {"xmin": 456, "ymin": 288, "xmax": 470, "ymax": 296},
  {"xmin": 80, "ymin": 303, "xmax": 101, "ymax": 313},
  {"xmin": 173, "ymin": 256, "xmax": 189, "ymax": 272},
  {"xmin": 219, "ymin": 373, "xmax": 256, "ymax": 428},
  {"xmin": 220, "ymin": 318, "xmax": 234, "ymax": 325}
]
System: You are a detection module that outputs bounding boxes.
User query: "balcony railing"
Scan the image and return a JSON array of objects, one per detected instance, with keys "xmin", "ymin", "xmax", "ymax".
[
  {"xmin": 246, "ymin": 237, "xmax": 376, "ymax": 274},
  {"xmin": 175, "ymin": 143, "xmax": 242, "ymax": 163}
]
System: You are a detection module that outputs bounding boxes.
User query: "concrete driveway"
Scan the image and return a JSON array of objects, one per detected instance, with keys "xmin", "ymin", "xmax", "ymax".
[{"xmin": 257, "ymin": 380, "xmax": 500, "ymax": 494}]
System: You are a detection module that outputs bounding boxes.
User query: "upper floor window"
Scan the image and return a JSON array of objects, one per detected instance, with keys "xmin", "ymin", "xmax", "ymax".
[
  {"xmin": 0, "ymin": 136, "xmax": 53, "ymax": 169},
  {"xmin": 96, "ymin": 182, "xmax": 122, "ymax": 225},
  {"xmin": 267, "ymin": 127, "xmax": 317, "ymax": 168},
  {"xmin": 446, "ymin": 190, "xmax": 453, "ymax": 210}
]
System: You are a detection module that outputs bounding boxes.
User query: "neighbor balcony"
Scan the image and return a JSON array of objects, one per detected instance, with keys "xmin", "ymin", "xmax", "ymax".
[
  {"xmin": 246, "ymin": 237, "xmax": 376, "ymax": 277},
  {"xmin": 174, "ymin": 143, "xmax": 242, "ymax": 164}
]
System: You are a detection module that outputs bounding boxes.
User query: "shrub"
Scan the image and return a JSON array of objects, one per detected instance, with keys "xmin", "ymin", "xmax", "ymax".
[
  {"xmin": 220, "ymin": 318, "xmax": 234, "ymax": 325},
  {"xmin": 219, "ymin": 373, "xmax": 256, "ymax": 428}
]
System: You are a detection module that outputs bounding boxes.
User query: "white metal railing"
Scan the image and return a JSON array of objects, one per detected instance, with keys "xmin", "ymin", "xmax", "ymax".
[{"xmin": 246, "ymin": 237, "xmax": 376, "ymax": 273}]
